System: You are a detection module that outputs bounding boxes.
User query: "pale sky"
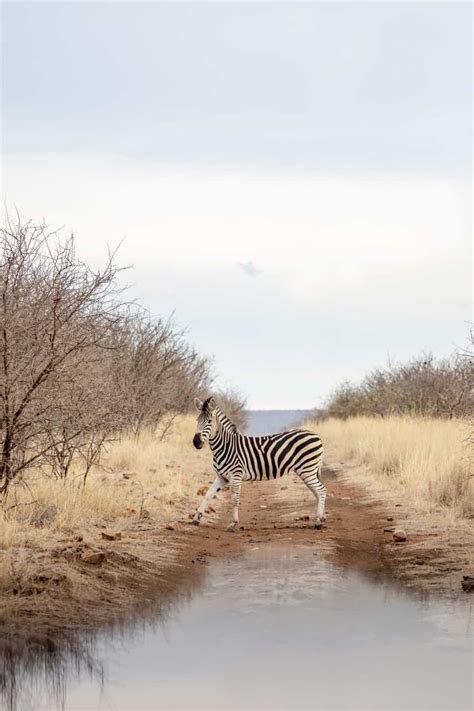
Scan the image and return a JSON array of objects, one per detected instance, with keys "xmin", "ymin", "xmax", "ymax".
[{"xmin": 2, "ymin": 2, "xmax": 472, "ymax": 408}]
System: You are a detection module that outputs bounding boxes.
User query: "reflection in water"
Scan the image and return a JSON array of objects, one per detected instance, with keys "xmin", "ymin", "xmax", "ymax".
[
  {"xmin": 0, "ymin": 632, "xmax": 102, "ymax": 711},
  {"xmin": 0, "ymin": 571, "xmax": 202, "ymax": 711},
  {"xmin": 2, "ymin": 546, "xmax": 472, "ymax": 711}
]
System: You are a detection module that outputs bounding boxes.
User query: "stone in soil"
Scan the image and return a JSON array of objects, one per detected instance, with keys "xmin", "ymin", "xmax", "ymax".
[
  {"xmin": 101, "ymin": 530, "xmax": 122, "ymax": 541},
  {"xmin": 166, "ymin": 521, "xmax": 186, "ymax": 531},
  {"xmin": 393, "ymin": 530, "xmax": 407, "ymax": 542},
  {"xmin": 81, "ymin": 551, "xmax": 106, "ymax": 564}
]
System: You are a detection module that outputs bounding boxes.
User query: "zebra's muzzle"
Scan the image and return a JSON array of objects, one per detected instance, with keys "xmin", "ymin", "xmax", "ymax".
[{"xmin": 193, "ymin": 434, "xmax": 203, "ymax": 449}]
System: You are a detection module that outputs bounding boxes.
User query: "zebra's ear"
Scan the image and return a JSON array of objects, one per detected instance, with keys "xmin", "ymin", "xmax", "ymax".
[
  {"xmin": 208, "ymin": 397, "xmax": 217, "ymax": 411},
  {"xmin": 194, "ymin": 397, "xmax": 203, "ymax": 411}
]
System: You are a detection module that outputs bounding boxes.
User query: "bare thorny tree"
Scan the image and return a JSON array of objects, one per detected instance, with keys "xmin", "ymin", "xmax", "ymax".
[
  {"xmin": 0, "ymin": 214, "xmax": 229, "ymax": 500},
  {"xmin": 112, "ymin": 315, "xmax": 210, "ymax": 440},
  {"xmin": 0, "ymin": 214, "xmax": 128, "ymax": 497}
]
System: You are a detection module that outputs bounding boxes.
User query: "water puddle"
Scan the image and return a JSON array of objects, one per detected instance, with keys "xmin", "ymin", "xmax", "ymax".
[{"xmin": 2, "ymin": 546, "xmax": 472, "ymax": 710}]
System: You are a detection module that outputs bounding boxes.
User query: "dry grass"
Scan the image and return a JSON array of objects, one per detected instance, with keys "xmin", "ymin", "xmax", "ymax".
[
  {"xmin": 0, "ymin": 415, "xmax": 210, "ymax": 587},
  {"xmin": 308, "ymin": 416, "xmax": 473, "ymax": 519}
]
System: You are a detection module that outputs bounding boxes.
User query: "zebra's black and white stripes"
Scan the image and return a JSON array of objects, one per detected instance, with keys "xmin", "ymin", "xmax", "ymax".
[{"xmin": 191, "ymin": 397, "xmax": 326, "ymax": 531}]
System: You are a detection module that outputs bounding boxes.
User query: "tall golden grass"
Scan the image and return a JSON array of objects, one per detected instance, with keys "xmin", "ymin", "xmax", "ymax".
[
  {"xmin": 309, "ymin": 416, "xmax": 472, "ymax": 519},
  {"xmin": 0, "ymin": 415, "xmax": 209, "ymax": 556}
]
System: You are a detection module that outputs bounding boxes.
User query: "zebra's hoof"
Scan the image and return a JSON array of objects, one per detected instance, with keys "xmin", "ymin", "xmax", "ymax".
[
  {"xmin": 225, "ymin": 522, "xmax": 237, "ymax": 532},
  {"xmin": 191, "ymin": 518, "xmax": 201, "ymax": 526}
]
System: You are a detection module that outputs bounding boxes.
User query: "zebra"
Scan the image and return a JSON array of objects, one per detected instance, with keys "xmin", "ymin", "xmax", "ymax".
[{"xmin": 191, "ymin": 396, "xmax": 326, "ymax": 532}]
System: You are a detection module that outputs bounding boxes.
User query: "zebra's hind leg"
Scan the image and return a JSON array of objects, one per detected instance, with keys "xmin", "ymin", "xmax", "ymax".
[{"xmin": 296, "ymin": 468, "xmax": 327, "ymax": 529}]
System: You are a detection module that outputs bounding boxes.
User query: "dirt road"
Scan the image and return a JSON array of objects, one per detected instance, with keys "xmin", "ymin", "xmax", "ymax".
[{"xmin": 178, "ymin": 465, "xmax": 471, "ymax": 597}]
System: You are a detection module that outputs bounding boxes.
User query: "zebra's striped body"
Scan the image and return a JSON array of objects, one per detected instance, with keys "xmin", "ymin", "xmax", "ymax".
[{"xmin": 192, "ymin": 397, "xmax": 326, "ymax": 531}]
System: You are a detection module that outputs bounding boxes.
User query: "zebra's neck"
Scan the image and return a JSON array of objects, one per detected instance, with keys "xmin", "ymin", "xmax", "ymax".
[{"xmin": 209, "ymin": 407, "xmax": 238, "ymax": 448}]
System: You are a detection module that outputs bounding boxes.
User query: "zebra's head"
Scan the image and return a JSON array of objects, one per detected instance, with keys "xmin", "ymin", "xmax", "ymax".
[{"xmin": 193, "ymin": 396, "xmax": 217, "ymax": 449}]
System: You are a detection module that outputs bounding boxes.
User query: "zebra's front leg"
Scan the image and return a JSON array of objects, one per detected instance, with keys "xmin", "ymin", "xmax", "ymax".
[
  {"xmin": 225, "ymin": 474, "xmax": 242, "ymax": 532},
  {"xmin": 191, "ymin": 475, "xmax": 226, "ymax": 526}
]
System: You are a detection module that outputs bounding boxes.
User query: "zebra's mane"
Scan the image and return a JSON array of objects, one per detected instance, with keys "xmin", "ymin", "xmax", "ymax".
[
  {"xmin": 217, "ymin": 408, "xmax": 238, "ymax": 434},
  {"xmin": 201, "ymin": 397, "xmax": 238, "ymax": 434}
]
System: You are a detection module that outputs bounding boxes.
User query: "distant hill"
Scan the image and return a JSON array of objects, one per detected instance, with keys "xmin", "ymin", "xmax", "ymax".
[{"xmin": 245, "ymin": 410, "xmax": 317, "ymax": 436}]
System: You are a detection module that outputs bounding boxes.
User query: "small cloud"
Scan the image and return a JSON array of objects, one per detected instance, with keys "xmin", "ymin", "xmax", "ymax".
[{"xmin": 238, "ymin": 260, "xmax": 261, "ymax": 278}]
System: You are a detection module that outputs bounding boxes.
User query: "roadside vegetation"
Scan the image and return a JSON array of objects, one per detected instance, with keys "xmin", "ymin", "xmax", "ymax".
[
  {"xmin": 313, "ymin": 416, "xmax": 472, "ymax": 519},
  {"xmin": 0, "ymin": 416, "xmax": 210, "ymax": 590},
  {"xmin": 310, "ymin": 351, "xmax": 473, "ymax": 521},
  {"xmin": 323, "ymin": 353, "xmax": 472, "ymax": 420},
  {"xmin": 0, "ymin": 214, "xmax": 215, "ymax": 499}
]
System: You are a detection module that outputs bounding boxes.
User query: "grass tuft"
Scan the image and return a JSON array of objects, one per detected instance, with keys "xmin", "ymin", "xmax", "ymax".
[{"xmin": 308, "ymin": 416, "xmax": 472, "ymax": 518}]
